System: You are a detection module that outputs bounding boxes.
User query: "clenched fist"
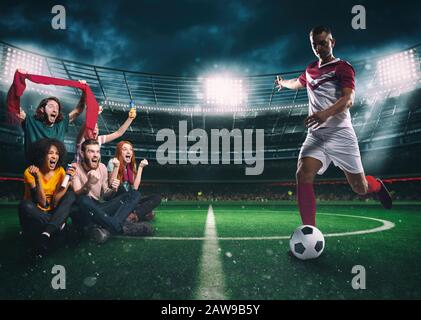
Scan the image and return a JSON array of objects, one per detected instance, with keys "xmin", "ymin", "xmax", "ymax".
[
  {"xmin": 111, "ymin": 157, "xmax": 120, "ymax": 169},
  {"xmin": 66, "ymin": 166, "xmax": 76, "ymax": 177},
  {"xmin": 110, "ymin": 178, "xmax": 120, "ymax": 191},
  {"xmin": 28, "ymin": 165, "xmax": 40, "ymax": 178},
  {"xmin": 18, "ymin": 108, "xmax": 26, "ymax": 121},
  {"xmin": 87, "ymin": 170, "xmax": 100, "ymax": 185},
  {"xmin": 128, "ymin": 107, "xmax": 137, "ymax": 120},
  {"xmin": 139, "ymin": 159, "xmax": 149, "ymax": 168}
]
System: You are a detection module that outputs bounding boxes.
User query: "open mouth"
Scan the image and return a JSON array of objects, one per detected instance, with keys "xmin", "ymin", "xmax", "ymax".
[
  {"xmin": 125, "ymin": 155, "xmax": 131, "ymax": 161},
  {"xmin": 91, "ymin": 158, "xmax": 99, "ymax": 164},
  {"xmin": 49, "ymin": 160, "xmax": 57, "ymax": 167}
]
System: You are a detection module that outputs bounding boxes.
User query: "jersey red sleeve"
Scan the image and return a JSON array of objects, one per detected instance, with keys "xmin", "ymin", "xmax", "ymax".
[
  {"xmin": 336, "ymin": 62, "xmax": 355, "ymax": 90},
  {"xmin": 298, "ymin": 72, "xmax": 307, "ymax": 87}
]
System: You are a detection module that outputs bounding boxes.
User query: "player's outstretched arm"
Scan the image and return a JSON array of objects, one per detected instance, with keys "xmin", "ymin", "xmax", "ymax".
[{"xmin": 275, "ymin": 75, "xmax": 305, "ymax": 91}]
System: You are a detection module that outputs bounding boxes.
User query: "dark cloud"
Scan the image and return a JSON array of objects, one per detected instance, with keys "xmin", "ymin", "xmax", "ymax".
[{"xmin": 0, "ymin": 0, "xmax": 420, "ymax": 76}]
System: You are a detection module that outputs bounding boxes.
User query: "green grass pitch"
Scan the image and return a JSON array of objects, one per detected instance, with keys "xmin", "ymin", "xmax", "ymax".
[{"xmin": 0, "ymin": 202, "xmax": 420, "ymax": 299}]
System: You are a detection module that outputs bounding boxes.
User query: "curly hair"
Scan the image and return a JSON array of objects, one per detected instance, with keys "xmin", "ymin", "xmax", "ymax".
[
  {"xmin": 34, "ymin": 97, "xmax": 64, "ymax": 123},
  {"xmin": 27, "ymin": 138, "xmax": 67, "ymax": 169}
]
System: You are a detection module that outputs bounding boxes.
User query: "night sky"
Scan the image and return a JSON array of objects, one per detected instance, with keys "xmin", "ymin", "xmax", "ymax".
[{"xmin": 0, "ymin": 0, "xmax": 420, "ymax": 76}]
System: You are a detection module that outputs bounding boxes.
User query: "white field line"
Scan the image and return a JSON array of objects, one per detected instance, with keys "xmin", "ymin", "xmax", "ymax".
[
  {"xmin": 194, "ymin": 205, "xmax": 227, "ymax": 300},
  {"xmin": 114, "ymin": 212, "xmax": 395, "ymax": 241}
]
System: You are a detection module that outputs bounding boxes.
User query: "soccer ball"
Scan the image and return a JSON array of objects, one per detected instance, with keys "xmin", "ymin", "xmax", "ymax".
[{"xmin": 289, "ymin": 225, "xmax": 325, "ymax": 260}]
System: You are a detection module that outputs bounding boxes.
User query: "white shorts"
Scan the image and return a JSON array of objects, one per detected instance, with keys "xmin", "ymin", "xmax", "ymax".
[{"xmin": 298, "ymin": 127, "xmax": 364, "ymax": 175}]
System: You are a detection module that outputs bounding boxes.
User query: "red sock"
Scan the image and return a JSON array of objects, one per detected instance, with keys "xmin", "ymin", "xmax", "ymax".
[
  {"xmin": 296, "ymin": 183, "xmax": 316, "ymax": 226},
  {"xmin": 366, "ymin": 175, "xmax": 381, "ymax": 193}
]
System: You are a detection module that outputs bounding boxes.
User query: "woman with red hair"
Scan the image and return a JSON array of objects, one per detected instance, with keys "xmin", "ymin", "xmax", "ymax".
[{"xmin": 107, "ymin": 141, "xmax": 161, "ymax": 223}]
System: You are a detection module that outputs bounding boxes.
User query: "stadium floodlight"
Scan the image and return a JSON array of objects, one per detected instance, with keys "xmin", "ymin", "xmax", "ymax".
[
  {"xmin": 1, "ymin": 47, "xmax": 44, "ymax": 80},
  {"xmin": 204, "ymin": 76, "xmax": 247, "ymax": 107},
  {"xmin": 377, "ymin": 49, "xmax": 419, "ymax": 87}
]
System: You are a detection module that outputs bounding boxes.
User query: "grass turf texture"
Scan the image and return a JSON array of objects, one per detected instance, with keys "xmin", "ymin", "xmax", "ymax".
[{"xmin": 0, "ymin": 202, "xmax": 420, "ymax": 299}]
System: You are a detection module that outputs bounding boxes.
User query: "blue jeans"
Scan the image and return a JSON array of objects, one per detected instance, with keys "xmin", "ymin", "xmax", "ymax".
[
  {"xmin": 76, "ymin": 190, "xmax": 141, "ymax": 234},
  {"xmin": 18, "ymin": 191, "xmax": 76, "ymax": 238},
  {"xmin": 113, "ymin": 186, "xmax": 161, "ymax": 220}
]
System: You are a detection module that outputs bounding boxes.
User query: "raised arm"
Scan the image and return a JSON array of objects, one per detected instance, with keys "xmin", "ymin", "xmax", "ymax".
[
  {"xmin": 108, "ymin": 158, "xmax": 120, "ymax": 187},
  {"xmin": 101, "ymin": 108, "xmax": 136, "ymax": 144},
  {"xmin": 133, "ymin": 159, "xmax": 148, "ymax": 190},
  {"xmin": 76, "ymin": 122, "xmax": 86, "ymax": 145},
  {"xmin": 69, "ymin": 81, "xmax": 87, "ymax": 123}
]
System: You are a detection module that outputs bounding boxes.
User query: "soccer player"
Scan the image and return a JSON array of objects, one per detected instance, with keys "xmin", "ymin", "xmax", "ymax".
[
  {"xmin": 74, "ymin": 107, "xmax": 137, "ymax": 162},
  {"xmin": 108, "ymin": 140, "xmax": 161, "ymax": 222},
  {"xmin": 19, "ymin": 138, "xmax": 76, "ymax": 254},
  {"xmin": 13, "ymin": 69, "xmax": 87, "ymax": 159},
  {"xmin": 275, "ymin": 25, "xmax": 392, "ymax": 226},
  {"xmin": 72, "ymin": 139, "xmax": 151, "ymax": 243}
]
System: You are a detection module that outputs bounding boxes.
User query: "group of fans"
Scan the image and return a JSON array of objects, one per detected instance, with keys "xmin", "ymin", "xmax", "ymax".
[{"xmin": 10, "ymin": 72, "xmax": 161, "ymax": 255}]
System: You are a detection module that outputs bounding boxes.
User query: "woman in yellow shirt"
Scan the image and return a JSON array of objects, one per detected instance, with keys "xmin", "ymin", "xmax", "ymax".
[{"xmin": 19, "ymin": 138, "xmax": 76, "ymax": 254}]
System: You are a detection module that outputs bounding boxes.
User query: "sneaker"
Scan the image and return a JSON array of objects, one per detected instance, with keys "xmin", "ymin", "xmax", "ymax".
[
  {"xmin": 122, "ymin": 221, "xmax": 154, "ymax": 236},
  {"xmin": 376, "ymin": 178, "xmax": 392, "ymax": 210},
  {"xmin": 89, "ymin": 227, "xmax": 111, "ymax": 244}
]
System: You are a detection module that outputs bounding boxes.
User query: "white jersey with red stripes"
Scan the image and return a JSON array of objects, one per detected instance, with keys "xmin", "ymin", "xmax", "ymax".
[{"xmin": 298, "ymin": 58, "xmax": 355, "ymax": 129}]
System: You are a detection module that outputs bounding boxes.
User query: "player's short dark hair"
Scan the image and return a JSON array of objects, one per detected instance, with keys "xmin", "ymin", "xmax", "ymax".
[
  {"xmin": 310, "ymin": 25, "xmax": 332, "ymax": 36},
  {"xmin": 34, "ymin": 97, "xmax": 64, "ymax": 123},
  {"xmin": 28, "ymin": 138, "xmax": 67, "ymax": 168},
  {"xmin": 81, "ymin": 139, "xmax": 99, "ymax": 152}
]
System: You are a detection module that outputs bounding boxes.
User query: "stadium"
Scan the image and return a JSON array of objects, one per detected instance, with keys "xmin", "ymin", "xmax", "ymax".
[{"xmin": 0, "ymin": 36, "xmax": 421, "ymax": 300}]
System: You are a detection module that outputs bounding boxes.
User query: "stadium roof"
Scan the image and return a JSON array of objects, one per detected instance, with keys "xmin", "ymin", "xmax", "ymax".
[
  {"xmin": 1, "ymin": 40, "xmax": 421, "ymax": 163},
  {"xmin": 1, "ymin": 40, "xmax": 420, "ymax": 114}
]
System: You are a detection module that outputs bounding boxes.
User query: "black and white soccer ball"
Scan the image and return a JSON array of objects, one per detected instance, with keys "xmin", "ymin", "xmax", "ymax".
[{"xmin": 289, "ymin": 225, "xmax": 325, "ymax": 260}]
